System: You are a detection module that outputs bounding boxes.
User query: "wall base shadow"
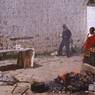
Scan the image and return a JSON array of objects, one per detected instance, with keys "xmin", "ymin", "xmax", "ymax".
[
  {"xmin": 0, "ymin": 63, "xmax": 42, "ymax": 71},
  {"xmin": 0, "ymin": 64, "xmax": 23, "ymax": 71}
]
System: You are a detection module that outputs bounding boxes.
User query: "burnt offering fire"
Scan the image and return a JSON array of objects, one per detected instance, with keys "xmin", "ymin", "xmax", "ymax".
[{"xmin": 31, "ymin": 71, "xmax": 95, "ymax": 94}]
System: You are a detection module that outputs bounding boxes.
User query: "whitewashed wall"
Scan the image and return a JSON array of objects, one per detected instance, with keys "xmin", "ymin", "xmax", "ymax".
[{"xmin": 0, "ymin": 0, "xmax": 89, "ymax": 53}]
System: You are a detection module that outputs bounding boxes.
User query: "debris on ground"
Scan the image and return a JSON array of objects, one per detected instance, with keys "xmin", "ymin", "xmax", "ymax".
[
  {"xmin": 11, "ymin": 83, "xmax": 30, "ymax": 95},
  {"xmin": 31, "ymin": 71, "xmax": 95, "ymax": 94},
  {"xmin": 0, "ymin": 73, "xmax": 19, "ymax": 85}
]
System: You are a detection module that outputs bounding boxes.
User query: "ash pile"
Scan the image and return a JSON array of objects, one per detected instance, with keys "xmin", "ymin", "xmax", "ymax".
[{"xmin": 31, "ymin": 71, "xmax": 95, "ymax": 94}]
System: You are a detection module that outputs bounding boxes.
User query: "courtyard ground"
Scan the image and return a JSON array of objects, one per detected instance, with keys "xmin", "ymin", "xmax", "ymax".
[{"xmin": 0, "ymin": 55, "xmax": 90, "ymax": 95}]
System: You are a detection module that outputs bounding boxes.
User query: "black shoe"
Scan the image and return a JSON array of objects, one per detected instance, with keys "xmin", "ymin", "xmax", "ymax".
[
  {"xmin": 67, "ymin": 55, "xmax": 71, "ymax": 57},
  {"xmin": 67, "ymin": 56, "xmax": 70, "ymax": 57},
  {"xmin": 56, "ymin": 54, "xmax": 62, "ymax": 56}
]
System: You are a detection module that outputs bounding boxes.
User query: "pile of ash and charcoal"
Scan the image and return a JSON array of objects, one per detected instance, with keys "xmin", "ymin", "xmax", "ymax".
[{"xmin": 31, "ymin": 71, "xmax": 95, "ymax": 94}]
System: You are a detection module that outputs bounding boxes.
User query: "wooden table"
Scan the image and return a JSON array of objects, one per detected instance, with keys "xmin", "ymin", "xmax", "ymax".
[{"xmin": 0, "ymin": 48, "xmax": 35, "ymax": 68}]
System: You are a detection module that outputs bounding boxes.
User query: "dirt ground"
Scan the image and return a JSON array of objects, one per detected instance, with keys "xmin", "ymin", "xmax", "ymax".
[{"xmin": 0, "ymin": 55, "xmax": 92, "ymax": 95}]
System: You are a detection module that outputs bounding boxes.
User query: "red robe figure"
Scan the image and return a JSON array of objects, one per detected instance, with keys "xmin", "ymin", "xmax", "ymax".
[{"xmin": 83, "ymin": 27, "xmax": 95, "ymax": 51}]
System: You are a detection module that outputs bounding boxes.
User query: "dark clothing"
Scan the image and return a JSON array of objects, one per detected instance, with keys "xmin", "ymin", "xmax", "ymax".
[
  {"xmin": 58, "ymin": 29, "xmax": 72, "ymax": 57},
  {"xmin": 83, "ymin": 34, "xmax": 95, "ymax": 50},
  {"xmin": 62, "ymin": 29, "xmax": 72, "ymax": 40}
]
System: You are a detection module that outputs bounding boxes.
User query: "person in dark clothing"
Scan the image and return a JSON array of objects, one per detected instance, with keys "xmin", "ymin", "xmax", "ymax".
[{"xmin": 57, "ymin": 24, "xmax": 72, "ymax": 57}]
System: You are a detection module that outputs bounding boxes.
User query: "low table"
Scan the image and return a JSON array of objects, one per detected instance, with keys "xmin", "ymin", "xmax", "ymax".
[{"xmin": 0, "ymin": 48, "xmax": 35, "ymax": 68}]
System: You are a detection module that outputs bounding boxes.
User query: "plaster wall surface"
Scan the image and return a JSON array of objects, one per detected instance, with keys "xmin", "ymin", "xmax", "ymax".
[{"xmin": 0, "ymin": 0, "xmax": 88, "ymax": 53}]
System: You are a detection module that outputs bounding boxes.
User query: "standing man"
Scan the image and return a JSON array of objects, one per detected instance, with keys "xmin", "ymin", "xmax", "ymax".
[{"xmin": 57, "ymin": 24, "xmax": 72, "ymax": 57}]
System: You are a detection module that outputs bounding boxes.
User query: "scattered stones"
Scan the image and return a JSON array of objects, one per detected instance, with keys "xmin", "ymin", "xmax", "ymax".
[
  {"xmin": 88, "ymin": 82, "xmax": 95, "ymax": 92},
  {"xmin": 0, "ymin": 73, "xmax": 19, "ymax": 85},
  {"xmin": 11, "ymin": 83, "xmax": 30, "ymax": 95}
]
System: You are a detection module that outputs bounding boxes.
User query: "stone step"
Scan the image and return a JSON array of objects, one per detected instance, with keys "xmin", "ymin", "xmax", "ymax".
[{"xmin": 81, "ymin": 63, "xmax": 95, "ymax": 74}]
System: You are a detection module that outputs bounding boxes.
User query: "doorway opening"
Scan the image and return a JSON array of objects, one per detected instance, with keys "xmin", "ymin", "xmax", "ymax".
[
  {"xmin": 87, "ymin": 6, "xmax": 95, "ymax": 32},
  {"xmin": 87, "ymin": 0, "xmax": 95, "ymax": 32}
]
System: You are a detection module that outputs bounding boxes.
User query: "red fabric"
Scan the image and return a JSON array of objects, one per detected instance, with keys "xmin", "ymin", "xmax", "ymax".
[{"xmin": 84, "ymin": 35, "xmax": 95, "ymax": 50}]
